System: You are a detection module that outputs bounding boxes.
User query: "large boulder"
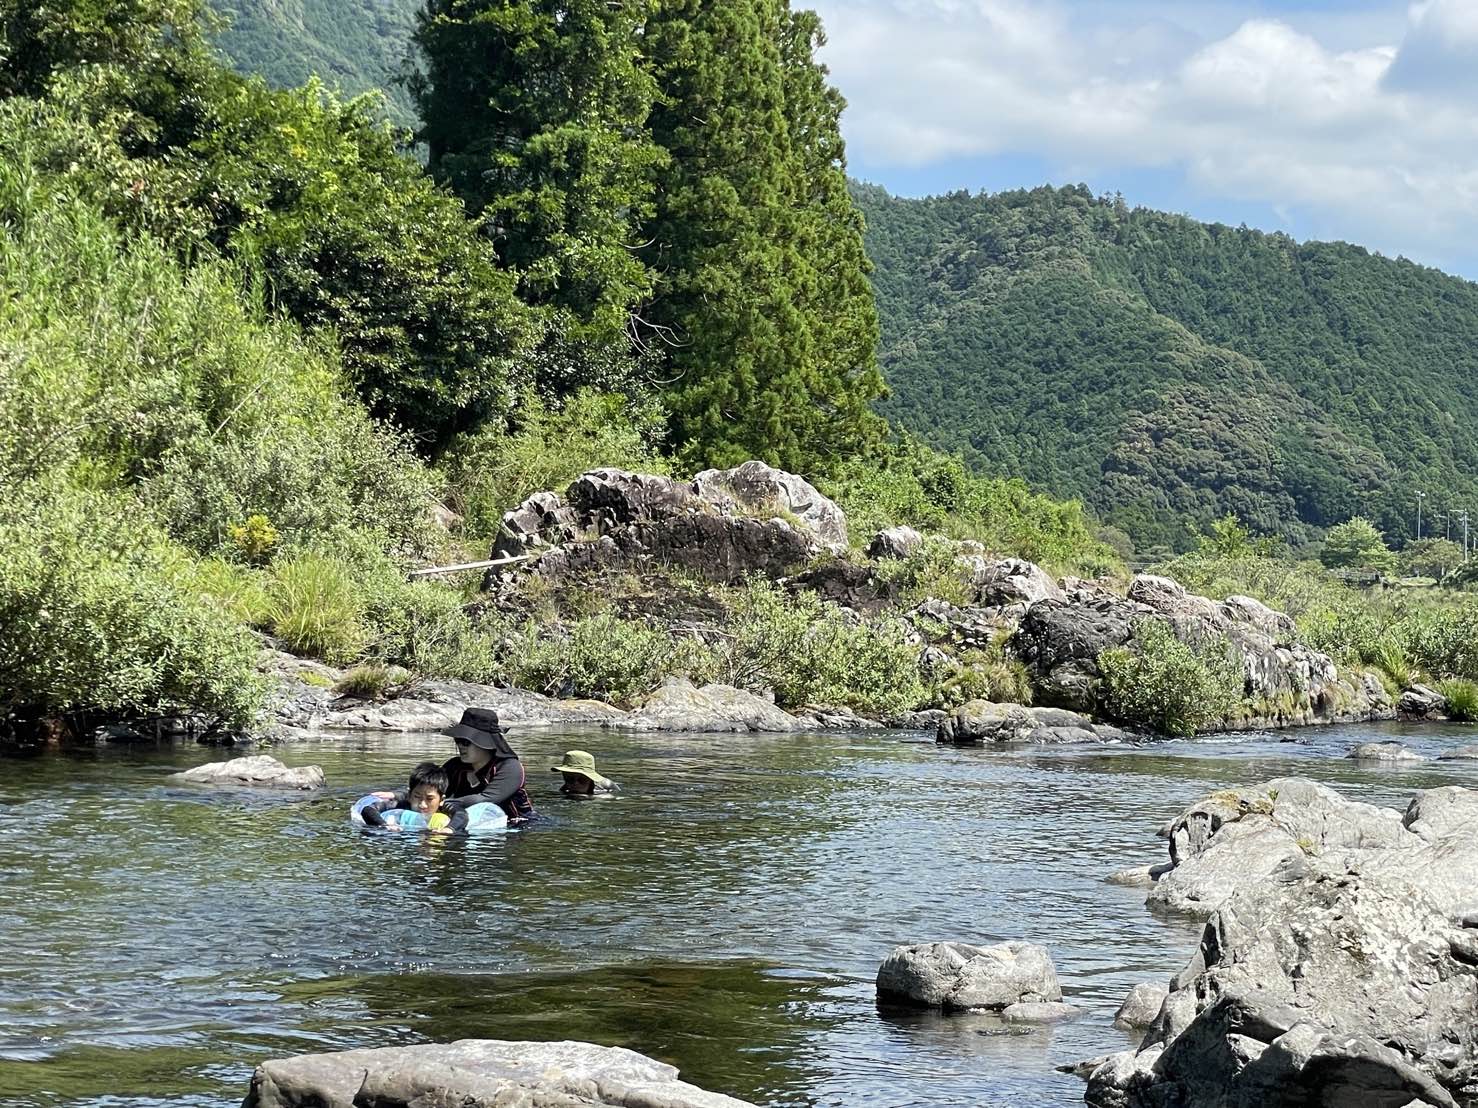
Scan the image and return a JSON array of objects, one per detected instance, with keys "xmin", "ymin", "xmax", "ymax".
[
  {"xmin": 935, "ymin": 700, "xmax": 1110, "ymax": 745},
  {"xmin": 489, "ymin": 490, "xmax": 579, "ymax": 560},
  {"xmin": 876, "ymin": 940, "xmax": 1062, "ymax": 1011},
  {"xmin": 1399, "ymin": 682, "xmax": 1448, "ymax": 718},
  {"xmin": 966, "ymin": 556, "xmax": 1061, "ymax": 609},
  {"xmin": 866, "ymin": 525, "xmax": 924, "ymax": 560},
  {"xmin": 173, "ymin": 755, "xmax": 323, "ymax": 790},
  {"xmin": 1084, "ymin": 780, "xmax": 1478, "ymax": 1107},
  {"xmin": 243, "ymin": 1039, "xmax": 753, "ymax": 1108},
  {"xmin": 691, "ymin": 461, "xmax": 848, "ymax": 553},
  {"xmin": 566, "ymin": 468, "xmax": 697, "ymax": 527}
]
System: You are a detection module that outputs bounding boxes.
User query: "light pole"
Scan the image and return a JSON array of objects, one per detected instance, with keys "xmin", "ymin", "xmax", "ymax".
[{"xmin": 1416, "ymin": 491, "xmax": 1426, "ymax": 541}]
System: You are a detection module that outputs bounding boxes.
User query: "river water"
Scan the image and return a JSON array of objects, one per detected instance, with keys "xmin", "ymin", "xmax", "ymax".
[{"xmin": 2, "ymin": 720, "xmax": 1475, "ymax": 1108}]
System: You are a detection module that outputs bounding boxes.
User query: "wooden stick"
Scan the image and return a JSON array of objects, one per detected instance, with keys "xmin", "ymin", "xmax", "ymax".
[{"xmin": 407, "ymin": 553, "xmax": 536, "ymax": 578}]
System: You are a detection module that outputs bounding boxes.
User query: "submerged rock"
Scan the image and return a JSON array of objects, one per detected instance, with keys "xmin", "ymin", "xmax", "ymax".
[
  {"xmin": 243, "ymin": 1039, "xmax": 753, "ymax": 1108},
  {"xmin": 1347, "ymin": 740, "xmax": 1425, "ymax": 762},
  {"xmin": 875, "ymin": 940, "xmax": 1062, "ymax": 1011},
  {"xmin": 1439, "ymin": 743, "xmax": 1478, "ymax": 761},
  {"xmin": 173, "ymin": 755, "xmax": 323, "ymax": 790}
]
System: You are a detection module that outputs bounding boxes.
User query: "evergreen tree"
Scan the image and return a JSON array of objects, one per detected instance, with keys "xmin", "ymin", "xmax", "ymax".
[
  {"xmin": 409, "ymin": 0, "xmax": 661, "ymax": 349},
  {"xmin": 641, "ymin": 0, "xmax": 883, "ymax": 472}
]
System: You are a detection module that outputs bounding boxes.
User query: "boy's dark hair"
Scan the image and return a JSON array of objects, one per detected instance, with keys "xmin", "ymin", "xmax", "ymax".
[{"xmin": 408, "ymin": 761, "xmax": 450, "ymax": 794}]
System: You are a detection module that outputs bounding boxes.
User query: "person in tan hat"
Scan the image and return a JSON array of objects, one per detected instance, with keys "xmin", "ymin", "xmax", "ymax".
[{"xmin": 551, "ymin": 750, "xmax": 619, "ymax": 797}]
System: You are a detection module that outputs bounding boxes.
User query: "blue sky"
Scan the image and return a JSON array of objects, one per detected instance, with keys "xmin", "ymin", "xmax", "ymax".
[{"xmin": 810, "ymin": 0, "xmax": 1478, "ymax": 280}]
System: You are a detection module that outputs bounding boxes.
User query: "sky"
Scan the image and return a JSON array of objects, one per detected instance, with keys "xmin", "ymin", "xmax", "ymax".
[{"xmin": 809, "ymin": 0, "xmax": 1478, "ymax": 280}]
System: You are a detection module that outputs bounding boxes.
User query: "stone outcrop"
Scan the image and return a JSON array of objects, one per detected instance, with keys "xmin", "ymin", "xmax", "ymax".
[
  {"xmin": 628, "ymin": 678, "xmax": 804, "ymax": 733},
  {"xmin": 934, "ymin": 699, "xmax": 1124, "ymax": 745},
  {"xmin": 876, "ymin": 940, "xmax": 1063, "ymax": 1012},
  {"xmin": 1010, "ymin": 573, "xmax": 1392, "ymax": 730},
  {"xmin": 243, "ymin": 1039, "xmax": 753, "ymax": 1108},
  {"xmin": 487, "ymin": 463, "xmax": 849, "ymax": 589},
  {"xmin": 173, "ymin": 755, "xmax": 323, "ymax": 790},
  {"xmin": 866, "ymin": 525, "xmax": 924, "ymax": 560},
  {"xmin": 1113, "ymin": 983, "xmax": 1168, "ymax": 1030},
  {"xmin": 1399, "ymin": 682, "xmax": 1449, "ymax": 719},
  {"xmin": 1082, "ymin": 779, "xmax": 1478, "ymax": 1108}
]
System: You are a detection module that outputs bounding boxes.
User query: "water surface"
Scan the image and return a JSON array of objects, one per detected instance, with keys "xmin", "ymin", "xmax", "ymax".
[{"xmin": 3, "ymin": 719, "xmax": 1475, "ymax": 1107}]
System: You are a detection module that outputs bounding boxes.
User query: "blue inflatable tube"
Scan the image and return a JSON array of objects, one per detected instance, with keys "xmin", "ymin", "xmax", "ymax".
[{"xmin": 349, "ymin": 795, "xmax": 509, "ymax": 834}]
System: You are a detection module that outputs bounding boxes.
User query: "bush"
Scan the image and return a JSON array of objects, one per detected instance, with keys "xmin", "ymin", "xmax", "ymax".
[
  {"xmin": 334, "ymin": 663, "xmax": 412, "ymax": 700},
  {"xmin": 1097, "ymin": 619, "xmax": 1245, "ymax": 736},
  {"xmin": 1321, "ymin": 517, "xmax": 1395, "ymax": 572},
  {"xmin": 872, "ymin": 537, "xmax": 979, "ymax": 608},
  {"xmin": 0, "ymin": 483, "xmax": 265, "ymax": 735},
  {"xmin": 934, "ymin": 647, "xmax": 1033, "ymax": 707},
  {"xmin": 361, "ymin": 575, "xmax": 506, "ymax": 684},
  {"xmin": 1438, "ymin": 678, "xmax": 1478, "ymax": 722},
  {"xmin": 263, "ymin": 553, "xmax": 367, "ymax": 664},
  {"xmin": 508, "ymin": 611, "xmax": 673, "ymax": 704}
]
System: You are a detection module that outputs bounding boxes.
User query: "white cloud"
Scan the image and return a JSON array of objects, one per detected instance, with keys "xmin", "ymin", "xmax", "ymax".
[{"xmin": 813, "ymin": 0, "xmax": 1478, "ymax": 274}]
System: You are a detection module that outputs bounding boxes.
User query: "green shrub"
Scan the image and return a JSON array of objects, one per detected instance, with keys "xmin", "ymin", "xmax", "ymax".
[
  {"xmin": 334, "ymin": 664, "xmax": 412, "ymax": 700},
  {"xmin": 934, "ymin": 646, "xmax": 1033, "ymax": 707},
  {"xmin": 228, "ymin": 513, "xmax": 280, "ymax": 565},
  {"xmin": 872, "ymin": 537, "xmax": 979, "ymax": 607},
  {"xmin": 1097, "ymin": 619, "xmax": 1245, "ymax": 736},
  {"xmin": 1438, "ymin": 678, "xmax": 1478, "ymax": 722},
  {"xmin": 0, "ymin": 482, "xmax": 265, "ymax": 735},
  {"xmin": 508, "ymin": 611, "xmax": 673, "ymax": 704},
  {"xmin": 181, "ymin": 556, "xmax": 271, "ymax": 625},
  {"xmin": 1364, "ymin": 636, "xmax": 1414, "ymax": 690},
  {"xmin": 361, "ymin": 575, "xmax": 507, "ymax": 684},
  {"xmin": 264, "ymin": 553, "xmax": 367, "ymax": 664}
]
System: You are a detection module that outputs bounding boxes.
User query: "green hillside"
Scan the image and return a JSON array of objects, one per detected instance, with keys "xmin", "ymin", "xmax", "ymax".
[
  {"xmin": 209, "ymin": 0, "xmax": 419, "ymax": 122},
  {"xmin": 856, "ymin": 182, "xmax": 1478, "ymax": 552}
]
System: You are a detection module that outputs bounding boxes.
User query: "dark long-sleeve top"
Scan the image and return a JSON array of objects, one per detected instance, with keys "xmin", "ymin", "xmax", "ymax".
[
  {"xmin": 441, "ymin": 755, "xmax": 536, "ymax": 821},
  {"xmin": 359, "ymin": 789, "xmax": 469, "ymax": 832}
]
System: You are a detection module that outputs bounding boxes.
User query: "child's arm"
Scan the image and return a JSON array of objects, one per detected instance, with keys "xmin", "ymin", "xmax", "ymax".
[
  {"xmin": 359, "ymin": 790, "xmax": 410, "ymax": 827},
  {"xmin": 435, "ymin": 801, "xmax": 470, "ymax": 834}
]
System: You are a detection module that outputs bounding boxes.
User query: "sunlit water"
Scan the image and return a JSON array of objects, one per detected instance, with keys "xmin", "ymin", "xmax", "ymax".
[{"xmin": 3, "ymin": 720, "xmax": 1476, "ymax": 1107}]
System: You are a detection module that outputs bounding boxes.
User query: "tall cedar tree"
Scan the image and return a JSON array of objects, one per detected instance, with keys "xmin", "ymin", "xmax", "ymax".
[
  {"xmin": 410, "ymin": 0, "xmax": 662, "ymax": 350},
  {"xmin": 640, "ymin": 0, "xmax": 884, "ymax": 472}
]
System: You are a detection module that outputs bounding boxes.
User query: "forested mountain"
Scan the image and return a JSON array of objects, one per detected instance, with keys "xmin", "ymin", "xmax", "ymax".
[
  {"xmin": 856, "ymin": 182, "xmax": 1478, "ymax": 552},
  {"xmin": 209, "ymin": 0, "xmax": 419, "ymax": 121}
]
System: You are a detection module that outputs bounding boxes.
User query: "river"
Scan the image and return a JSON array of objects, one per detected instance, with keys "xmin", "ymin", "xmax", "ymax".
[{"xmin": 2, "ymin": 720, "xmax": 1475, "ymax": 1107}]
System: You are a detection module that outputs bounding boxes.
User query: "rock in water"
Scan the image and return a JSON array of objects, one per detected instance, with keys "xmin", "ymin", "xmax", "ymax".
[
  {"xmin": 1113, "ymin": 983, "xmax": 1169, "ymax": 1030},
  {"xmin": 1347, "ymin": 741, "xmax": 1425, "ymax": 762},
  {"xmin": 243, "ymin": 1039, "xmax": 753, "ymax": 1108},
  {"xmin": 876, "ymin": 940, "xmax": 1062, "ymax": 1011},
  {"xmin": 172, "ymin": 755, "xmax": 323, "ymax": 790}
]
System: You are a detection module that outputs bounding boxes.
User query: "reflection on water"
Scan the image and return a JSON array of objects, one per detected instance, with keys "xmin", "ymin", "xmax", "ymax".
[{"xmin": 1, "ymin": 719, "xmax": 1474, "ymax": 1106}]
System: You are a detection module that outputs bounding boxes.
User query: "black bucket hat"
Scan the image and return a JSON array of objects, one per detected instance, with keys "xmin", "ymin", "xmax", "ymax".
[{"xmin": 446, "ymin": 707, "xmax": 511, "ymax": 751}]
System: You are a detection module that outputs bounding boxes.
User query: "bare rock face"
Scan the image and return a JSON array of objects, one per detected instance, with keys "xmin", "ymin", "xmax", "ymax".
[
  {"xmin": 691, "ymin": 461, "xmax": 848, "ymax": 553},
  {"xmin": 173, "ymin": 755, "xmax": 323, "ymax": 790},
  {"xmin": 866, "ymin": 525, "xmax": 925, "ymax": 560},
  {"xmin": 1399, "ymin": 682, "xmax": 1449, "ymax": 719},
  {"xmin": 627, "ymin": 678, "xmax": 804, "ymax": 733},
  {"xmin": 1113, "ymin": 983, "xmax": 1168, "ymax": 1030},
  {"xmin": 876, "ymin": 940, "xmax": 1063, "ymax": 1011},
  {"xmin": 490, "ymin": 490, "xmax": 579, "ymax": 560},
  {"xmin": 243, "ymin": 1039, "xmax": 754, "ymax": 1108},
  {"xmin": 1082, "ymin": 780, "xmax": 1478, "ymax": 1108}
]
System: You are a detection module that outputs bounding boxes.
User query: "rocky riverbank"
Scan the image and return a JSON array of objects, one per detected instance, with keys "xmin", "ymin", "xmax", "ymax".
[{"xmin": 1081, "ymin": 778, "xmax": 1478, "ymax": 1107}]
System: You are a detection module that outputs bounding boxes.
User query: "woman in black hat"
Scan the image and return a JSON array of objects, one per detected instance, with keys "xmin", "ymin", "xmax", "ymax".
[{"xmin": 441, "ymin": 707, "xmax": 536, "ymax": 822}]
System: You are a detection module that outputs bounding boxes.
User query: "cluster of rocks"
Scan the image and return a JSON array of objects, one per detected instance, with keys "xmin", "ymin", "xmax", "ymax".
[
  {"xmin": 1084, "ymin": 778, "xmax": 1478, "ymax": 1107},
  {"xmin": 243, "ymin": 1039, "xmax": 753, "ymax": 1108}
]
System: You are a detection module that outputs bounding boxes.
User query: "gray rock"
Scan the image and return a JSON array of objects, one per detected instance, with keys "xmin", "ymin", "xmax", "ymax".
[
  {"xmin": 1400, "ymin": 682, "xmax": 1449, "ymax": 718},
  {"xmin": 489, "ymin": 489, "xmax": 579, "ymax": 561},
  {"xmin": 1113, "ymin": 983, "xmax": 1168, "ymax": 1030},
  {"xmin": 567, "ymin": 468, "xmax": 697, "ymax": 527},
  {"xmin": 173, "ymin": 755, "xmax": 323, "ymax": 790},
  {"xmin": 691, "ymin": 461, "xmax": 849, "ymax": 553},
  {"xmin": 1403, "ymin": 786, "xmax": 1478, "ymax": 841},
  {"xmin": 1146, "ymin": 818, "xmax": 1305, "ymax": 916},
  {"xmin": 1347, "ymin": 741, "xmax": 1425, "ymax": 763},
  {"xmin": 867, "ymin": 525, "xmax": 925, "ymax": 560},
  {"xmin": 886, "ymin": 708, "xmax": 950, "ymax": 731},
  {"xmin": 1001, "ymin": 1000, "xmax": 1081, "ymax": 1023},
  {"xmin": 968, "ymin": 557, "xmax": 1061, "ymax": 608},
  {"xmin": 936, "ymin": 700, "xmax": 1038, "ymax": 745},
  {"xmin": 628, "ymin": 678, "xmax": 803, "ymax": 733},
  {"xmin": 876, "ymin": 940, "xmax": 1062, "ymax": 1011},
  {"xmin": 242, "ymin": 1039, "xmax": 753, "ymax": 1108},
  {"xmin": 1439, "ymin": 743, "xmax": 1478, "ymax": 761}
]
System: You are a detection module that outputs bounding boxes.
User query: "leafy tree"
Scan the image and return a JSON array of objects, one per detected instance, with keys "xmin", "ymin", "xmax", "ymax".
[
  {"xmin": 410, "ymin": 0, "xmax": 663, "ymax": 350},
  {"xmin": 1321, "ymin": 517, "xmax": 1395, "ymax": 572},
  {"xmin": 641, "ymin": 0, "xmax": 884, "ymax": 472},
  {"xmin": 1400, "ymin": 537, "xmax": 1464, "ymax": 581},
  {"xmin": 1199, "ymin": 514, "xmax": 1275, "ymax": 560},
  {"xmin": 0, "ymin": 0, "xmax": 205, "ymax": 97}
]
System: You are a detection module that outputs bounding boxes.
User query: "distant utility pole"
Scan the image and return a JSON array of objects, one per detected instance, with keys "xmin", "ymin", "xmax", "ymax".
[
  {"xmin": 1416, "ymin": 490, "xmax": 1426, "ymax": 541},
  {"xmin": 1461, "ymin": 509, "xmax": 1471, "ymax": 560},
  {"xmin": 1446, "ymin": 512, "xmax": 1453, "ymax": 541}
]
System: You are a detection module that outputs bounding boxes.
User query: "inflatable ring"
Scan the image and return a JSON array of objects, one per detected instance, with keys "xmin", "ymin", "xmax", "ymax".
[{"xmin": 349, "ymin": 796, "xmax": 509, "ymax": 835}]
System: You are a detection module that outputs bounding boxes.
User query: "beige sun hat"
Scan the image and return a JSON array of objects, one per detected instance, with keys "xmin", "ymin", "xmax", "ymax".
[{"xmin": 550, "ymin": 749, "xmax": 611, "ymax": 786}]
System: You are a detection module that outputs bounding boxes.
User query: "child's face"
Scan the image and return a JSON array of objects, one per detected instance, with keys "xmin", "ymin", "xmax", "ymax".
[
  {"xmin": 561, "ymin": 772, "xmax": 595, "ymax": 795},
  {"xmin": 409, "ymin": 784, "xmax": 444, "ymax": 814}
]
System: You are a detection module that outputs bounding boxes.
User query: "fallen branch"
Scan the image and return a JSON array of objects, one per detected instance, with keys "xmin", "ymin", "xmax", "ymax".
[{"xmin": 406, "ymin": 553, "xmax": 536, "ymax": 579}]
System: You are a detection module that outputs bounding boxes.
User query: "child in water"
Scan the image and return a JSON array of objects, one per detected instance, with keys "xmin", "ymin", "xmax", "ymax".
[
  {"xmin": 359, "ymin": 761, "xmax": 467, "ymax": 833},
  {"xmin": 551, "ymin": 750, "xmax": 619, "ymax": 797}
]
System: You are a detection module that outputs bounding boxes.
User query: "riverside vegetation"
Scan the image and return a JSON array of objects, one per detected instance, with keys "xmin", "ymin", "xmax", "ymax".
[{"xmin": 6, "ymin": 0, "xmax": 1478, "ymax": 745}]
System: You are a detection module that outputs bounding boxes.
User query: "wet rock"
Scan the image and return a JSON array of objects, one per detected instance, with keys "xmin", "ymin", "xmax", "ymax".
[
  {"xmin": 876, "ymin": 940, "xmax": 1062, "ymax": 1011},
  {"xmin": 628, "ymin": 678, "xmax": 803, "ymax": 733},
  {"xmin": 174, "ymin": 755, "xmax": 323, "ymax": 790},
  {"xmin": 1113, "ymin": 983, "xmax": 1168, "ymax": 1030},
  {"xmin": 691, "ymin": 461, "xmax": 849, "ymax": 553},
  {"xmin": 242, "ymin": 1039, "xmax": 753, "ymax": 1108},
  {"xmin": 1002, "ymin": 1000, "xmax": 1081, "ymax": 1023},
  {"xmin": 936, "ymin": 700, "xmax": 1114, "ymax": 745},
  {"xmin": 1439, "ymin": 743, "xmax": 1478, "ymax": 761},
  {"xmin": 886, "ymin": 708, "xmax": 950, "ymax": 731},
  {"xmin": 1347, "ymin": 741, "xmax": 1425, "ymax": 763},
  {"xmin": 1400, "ymin": 683, "xmax": 1449, "ymax": 719},
  {"xmin": 866, "ymin": 525, "xmax": 925, "ymax": 560},
  {"xmin": 798, "ymin": 705, "xmax": 884, "ymax": 730}
]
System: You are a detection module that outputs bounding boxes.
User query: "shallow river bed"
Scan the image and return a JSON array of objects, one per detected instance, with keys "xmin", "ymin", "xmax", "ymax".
[{"xmin": 3, "ymin": 719, "xmax": 1476, "ymax": 1107}]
